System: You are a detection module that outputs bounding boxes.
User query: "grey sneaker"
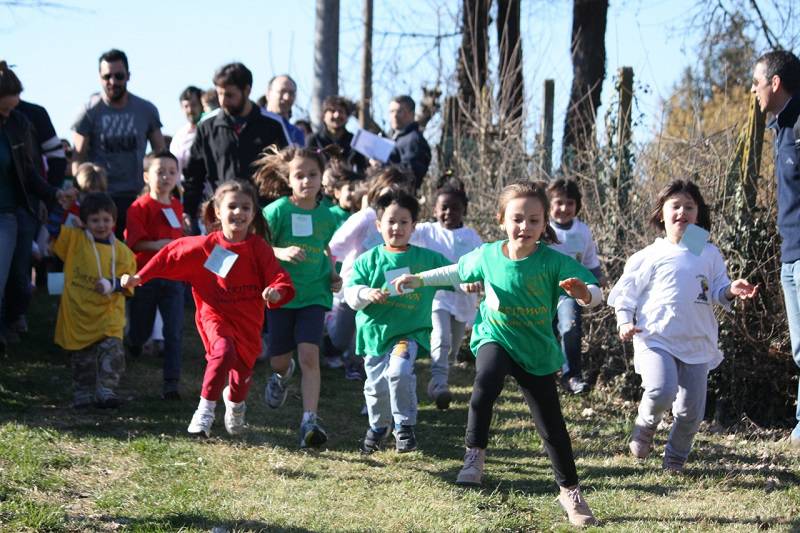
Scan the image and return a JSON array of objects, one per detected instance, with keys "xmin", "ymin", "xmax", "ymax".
[
  {"xmin": 455, "ymin": 447, "xmax": 485, "ymax": 486},
  {"xmin": 629, "ymin": 422, "xmax": 656, "ymax": 459},
  {"xmin": 264, "ymin": 358, "xmax": 296, "ymax": 409},
  {"xmin": 299, "ymin": 414, "xmax": 328, "ymax": 449},
  {"xmin": 558, "ymin": 485, "xmax": 598, "ymax": 527},
  {"xmin": 222, "ymin": 386, "xmax": 247, "ymax": 436},
  {"xmin": 188, "ymin": 408, "xmax": 215, "ymax": 438}
]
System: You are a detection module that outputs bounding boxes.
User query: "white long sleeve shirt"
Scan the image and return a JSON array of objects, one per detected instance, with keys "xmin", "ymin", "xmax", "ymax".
[
  {"xmin": 607, "ymin": 238, "xmax": 733, "ymax": 370},
  {"xmin": 329, "ymin": 207, "xmax": 382, "ymax": 303},
  {"xmin": 548, "ymin": 218, "xmax": 601, "ymax": 270}
]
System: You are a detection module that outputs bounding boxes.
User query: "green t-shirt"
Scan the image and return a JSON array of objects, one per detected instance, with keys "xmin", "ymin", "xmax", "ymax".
[
  {"xmin": 263, "ymin": 196, "xmax": 338, "ymax": 309},
  {"xmin": 350, "ymin": 245, "xmax": 451, "ymax": 357},
  {"xmin": 458, "ymin": 240, "xmax": 597, "ymax": 375},
  {"xmin": 320, "ymin": 195, "xmax": 335, "ymax": 209},
  {"xmin": 329, "ymin": 204, "xmax": 351, "ymax": 230}
]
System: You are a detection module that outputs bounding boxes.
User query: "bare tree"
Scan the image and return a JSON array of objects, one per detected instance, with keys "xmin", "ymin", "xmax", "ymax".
[
  {"xmin": 311, "ymin": 0, "xmax": 340, "ymax": 132},
  {"xmin": 496, "ymin": 0, "xmax": 524, "ymax": 135}
]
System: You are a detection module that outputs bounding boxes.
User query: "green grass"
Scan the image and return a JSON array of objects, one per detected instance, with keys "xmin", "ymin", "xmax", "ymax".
[{"xmin": 0, "ymin": 293, "xmax": 798, "ymax": 531}]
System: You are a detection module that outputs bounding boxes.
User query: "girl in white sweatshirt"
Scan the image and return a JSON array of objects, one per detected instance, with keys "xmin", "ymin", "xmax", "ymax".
[{"xmin": 608, "ymin": 180, "xmax": 758, "ymax": 472}]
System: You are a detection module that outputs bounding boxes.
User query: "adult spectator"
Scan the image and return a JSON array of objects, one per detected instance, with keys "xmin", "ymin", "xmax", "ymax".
[
  {"xmin": 262, "ymin": 74, "xmax": 305, "ymax": 146},
  {"xmin": 201, "ymin": 88, "xmax": 219, "ymax": 115},
  {"xmin": 16, "ymin": 100, "xmax": 66, "ymax": 186},
  {"xmin": 170, "ymin": 86, "xmax": 203, "ymax": 180},
  {"xmin": 751, "ymin": 50, "xmax": 800, "ymax": 446},
  {"xmin": 183, "ymin": 62, "xmax": 287, "ymax": 222},
  {"xmin": 0, "ymin": 61, "xmax": 70, "ymax": 352},
  {"xmin": 306, "ymin": 95, "xmax": 366, "ymax": 173},
  {"xmin": 72, "ymin": 49, "xmax": 165, "ymax": 237},
  {"xmin": 387, "ymin": 95, "xmax": 431, "ymax": 190}
]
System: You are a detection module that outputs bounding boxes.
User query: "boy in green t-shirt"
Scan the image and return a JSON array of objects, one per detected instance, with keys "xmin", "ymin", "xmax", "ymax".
[{"xmin": 344, "ymin": 189, "xmax": 454, "ymax": 454}]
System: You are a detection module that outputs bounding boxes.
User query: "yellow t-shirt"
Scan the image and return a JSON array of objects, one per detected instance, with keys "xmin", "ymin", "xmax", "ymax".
[{"xmin": 52, "ymin": 226, "xmax": 137, "ymax": 351}]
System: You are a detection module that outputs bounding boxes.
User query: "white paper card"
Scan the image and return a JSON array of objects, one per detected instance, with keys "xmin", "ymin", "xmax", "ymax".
[
  {"xmin": 385, "ymin": 266, "xmax": 412, "ymax": 296},
  {"xmin": 64, "ymin": 213, "xmax": 82, "ymax": 228},
  {"xmin": 350, "ymin": 129, "xmax": 396, "ymax": 163},
  {"xmin": 203, "ymin": 245, "xmax": 239, "ymax": 278},
  {"xmin": 484, "ymin": 282, "xmax": 500, "ymax": 311},
  {"xmin": 162, "ymin": 208, "xmax": 182, "ymax": 229},
  {"xmin": 680, "ymin": 224, "xmax": 710, "ymax": 256},
  {"xmin": 47, "ymin": 272, "xmax": 65, "ymax": 295},
  {"xmin": 291, "ymin": 213, "xmax": 313, "ymax": 237}
]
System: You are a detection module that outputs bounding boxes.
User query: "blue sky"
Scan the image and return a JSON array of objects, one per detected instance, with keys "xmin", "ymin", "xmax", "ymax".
[{"xmin": 2, "ymin": 0, "xmax": 706, "ymax": 160}]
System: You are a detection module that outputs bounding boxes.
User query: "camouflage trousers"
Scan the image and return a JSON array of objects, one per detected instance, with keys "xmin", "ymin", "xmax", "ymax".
[{"xmin": 71, "ymin": 337, "xmax": 125, "ymax": 406}]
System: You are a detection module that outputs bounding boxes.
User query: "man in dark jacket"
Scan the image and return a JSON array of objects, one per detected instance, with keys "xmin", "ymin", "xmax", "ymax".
[
  {"xmin": 751, "ymin": 50, "xmax": 800, "ymax": 446},
  {"xmin": 183, "ymin": 62, "xmax": 287, "ymax": 222},
  {"xmin": 306, "ymin": 95, "xmax": 366, "ymax": 174},
  {"xmin": 387, "ymin": 95, "xmax": 431, "ymax": 190}
]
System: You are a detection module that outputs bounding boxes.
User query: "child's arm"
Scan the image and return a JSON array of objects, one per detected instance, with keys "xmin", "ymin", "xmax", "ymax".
[
  {"xmin": 344, "ymin": 285, "xmax": 389, "ymax": 310},
  {"xmin": 255, "ymin": 239, "xmax": 296, "ymax": 308},
  {"xmin": 392, "ymin": 264, "xmax": 462, "ymax": 294},
  {"xmin": 273, "ymin": 246, "xmax": 306, "ymax": 263},
  {"xmin": 723, "ymin": 279, "xmax": 759, "ymax": 301},
  {"xmin": 559, "ymin": 278, "xmax": 602, "ymax": 308},
  {"xmin": 326, "ymin": 245, "xmax": 342, "ymax": 292}
]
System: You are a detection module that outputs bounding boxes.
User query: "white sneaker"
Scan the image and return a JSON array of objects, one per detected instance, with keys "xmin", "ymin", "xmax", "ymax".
[
  {"xmin": 188, "ymin": 408, "xmax": 215, "ymax": 438},
  {"xmin": 222, "ymin": 386, "xmax": 247, "ymax": 436}
]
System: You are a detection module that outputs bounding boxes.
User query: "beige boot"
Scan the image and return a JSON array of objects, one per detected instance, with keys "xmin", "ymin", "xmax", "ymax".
[
  {"xmin": 455, "ymin": 447, "xmax": 485, "ymax": 486},
  {"xmin": 629, "ymin": 422, "xmax": 656, "ymax": 459},
  {"xmin": 558, "ymin": 485, "xmax": 599, "ymax": 527}
]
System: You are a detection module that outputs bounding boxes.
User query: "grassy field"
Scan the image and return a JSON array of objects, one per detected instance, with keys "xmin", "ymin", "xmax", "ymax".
[{"xmin": 0, "ymin": 294, "xmax": 799, "ymax": 532}]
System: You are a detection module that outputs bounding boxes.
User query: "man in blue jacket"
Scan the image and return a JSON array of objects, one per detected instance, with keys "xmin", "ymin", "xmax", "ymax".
[{"xmin": 387, "ymin": 95, "xmax": 431, "ymax": 191}]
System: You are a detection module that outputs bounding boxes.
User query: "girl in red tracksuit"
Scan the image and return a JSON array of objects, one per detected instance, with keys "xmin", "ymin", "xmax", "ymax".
[{"xmin": 122, "ymin": 180, "xmax": 294, "ymax": 438}]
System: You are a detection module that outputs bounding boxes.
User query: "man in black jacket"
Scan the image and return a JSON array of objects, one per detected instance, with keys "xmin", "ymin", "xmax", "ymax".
[{"xmin": 183, "ymin": 62, "xmax": 287, "ymax": 223}]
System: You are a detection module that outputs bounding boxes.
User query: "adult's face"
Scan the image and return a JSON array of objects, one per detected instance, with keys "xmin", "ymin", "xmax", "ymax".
[
  {"xmin": 0, "ymin": 94, "xmax": 20, "ymax": 118},
  {"xmin": 323, "ymin": 104, "xmax": 348, "ymax": 133},
  {"xmin": 99, "ymin": 60, "xmax": 129, "ymax": 103},
  {"xmin": 267, "ymin": 76, "xmax": 296, "ymax": 117},
  {"xmin": 389, "ymin": 101, "xmax": 413, "ymax": 131},
  {"xmin": 216, "ymin": 84, "xmax": 250, "ymax": 117},
  {"xmin": 181, "ymin": 94, "xmax": 203, "ymax": 124}
]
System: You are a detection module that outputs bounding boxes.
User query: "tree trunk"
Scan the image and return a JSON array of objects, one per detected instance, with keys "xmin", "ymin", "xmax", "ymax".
[
  {"xmin": 359, "ymin": 0, "xmax": 374, "ymax": 130},
  {"xmin": 454, "ymin": 0, "xmax": 490, "ymax": 133},
  {"xmin": 562, "ymin": 0, "xmax": 608, "ymax": 171},
  {"xmin": 311, "ymin": 0, "xmax": 340, "ymax": 133},
  {"xmin": 496, "ymin": 0, "xmax": 524, "ymax": 134}
]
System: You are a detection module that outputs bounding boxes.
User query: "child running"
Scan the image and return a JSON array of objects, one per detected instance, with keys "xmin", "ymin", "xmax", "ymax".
[
  {"xmin": 121, "ymin": 180, "xmax": 294, "ymax": 437},
  {"xmin": 344, "ymin": 189, "xmax": 452, "ymax": 453},
  {"xmin": 393, "ymin": 181, "xmax": 602, "ymax": 527},
  {"xmin": 255, "ymin": 146, "xmax": 341, "ymax": 448},
  {"xmin": 608, "ymin": 179, "xmax": 757, "ymax": 472},
  {"xmin": 409, "ymin": 176, "xmax": 482, "ymax": 409},
  {"xmin": 124, "ymin": 150, "xmax": 185, "ymax": 399},
  {"xmin": 53, "ymin": 192, "xmax": 137, "ymax": 408}
]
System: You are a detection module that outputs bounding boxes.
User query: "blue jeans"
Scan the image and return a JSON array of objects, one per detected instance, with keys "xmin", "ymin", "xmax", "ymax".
[
  {"xmin": 4, "ymin": 207, "xmax": 38, "ymax": 324},
  {"xmin": 127, "ymin": 278, "xmax": 184, "ymax": 389},
  {"xmin": 555, "ymin": 296, "xmax": 583, "ymax": 380},
  {"xmin": 363, "ymin": 339, "xmax": 418, "ymax": 429},
  {"xmin": 780, "ymin": 261, "xmax": 800, "ymax": 434}
]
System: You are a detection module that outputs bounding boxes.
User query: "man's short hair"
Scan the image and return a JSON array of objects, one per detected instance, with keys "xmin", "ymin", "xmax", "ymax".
[
  {"xmin": 322, "ymin": 95, "xmax": 351, "ymax": 114},
  {"xmin": 391, "ymin": 95, "xmax": 415, "ymax": 113},
  {"xmin": 179, "ymin": 85, "xmax": 202, "ymax": 102},
  {"xmin": 268, "ymin": 74, "xmax": 297, "ymax": 91},
  {"xmin": 213, "ymin": 62, "xmax": 253, "ymax": 92},
  {"xmin": 756, "ymin": 50, "xmax": 800, "ymax": 93},
  {"xmin": 98, "ymin": 49, "xmax": 129, "ymax": 72}
]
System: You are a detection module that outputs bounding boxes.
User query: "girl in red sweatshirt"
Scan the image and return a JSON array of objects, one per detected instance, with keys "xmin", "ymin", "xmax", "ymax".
[{"xmin": 122, "ymin": 180, "xmax": 294, "ymax": 438}]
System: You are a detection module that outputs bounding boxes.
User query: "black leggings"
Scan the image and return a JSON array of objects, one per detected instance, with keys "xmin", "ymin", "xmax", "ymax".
[{"xmin": 465, "ymin": 342, "xmax": 579, "ymax": 488}]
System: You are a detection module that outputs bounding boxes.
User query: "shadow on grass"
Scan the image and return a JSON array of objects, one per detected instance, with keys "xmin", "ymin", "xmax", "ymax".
[{"xmin": 80, "ymin": 512, "xmax": 316, "ymax": 532}]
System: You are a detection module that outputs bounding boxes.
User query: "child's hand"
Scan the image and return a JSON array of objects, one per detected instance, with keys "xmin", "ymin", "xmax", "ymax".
[
  {"xmin": 182, "ymin": 213, "xmax": 193, "ymax": 232},
  {"xmin": 276, "ymin": 246, "xmax": 306, "ymax": 264},
  {"xmin": 56, "ymin": 187, "xmax": 78, "ymax": 210},
  {"xmin": 262, "ymin": 286, "xmax": 282, "ymax": 303},
  {"xmin": 120, "ymin": 274, "xmax": 141, "ymax": 290},
  {"xmin": 330, "ymin": 272, "xmax": 343, "ymax": 293},
  {"xmin": 728, "ymin": 279, "xmax": 759, "ymax": 300},
  {"xmin": 367, "ymin": 288, "xmax": 389, "ymax": 304},
  {"xmin": 461, "ymin": 281, "xmax": 483, "ymax": 294},
  {"xmin": 392, "ymin": 274, "xmax": 422, "ymax": 294},
  {"xmin": 94, "ymin": 278, "xmax": 112, "ymax": 294},
  {"xmin": 559, "ymin": 277, "xmax": 591, "ymax": 304},
  {"xmin": 618, "ymin": 323, "xmax": 641, "ymax": 342}
]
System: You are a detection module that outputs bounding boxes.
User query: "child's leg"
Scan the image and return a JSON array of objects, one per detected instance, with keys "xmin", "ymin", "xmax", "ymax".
[
  {"xmin": 293, "ymin": 305, "xmax": 327, "ymax": 413},
  {"xmin": 70, "ymin": 347, "xmax": 96, "ymax": 406},
  {"xmin": 664, "ymin": 360, "xmax": 709, "ymax": 466},
  {"xmin": 428, "ymin": 310, "xmax": 451, "ymax": 396},
  {"xmin": 465, "ymin": 342, "xmax": 513, "ymax": 448},
  {"xmin": 555, "ymin": 296, "xmax": 583, "ymax": 381},
  {"xmin": 329, "ymin": 301, "xmax": 356, "ymax": 360},
  {"xmin": 226, "ymin": 347, "xmax": 255, "ymax": 403},
  {"xmin": 95, "ymin": 338, "xmax": 125, "ymax": 401},
  {"xmin": 127, "ymin": 281, "xmax": 158, "ymax": 355},
  {"xmin": 363, "ymin": 354, "xmax": 392, "ymax": 429},
  {"xmin": 448, "ymin": 317, "xmax": 467, "ymax": 363},
  {"xmin": 386, "ymin": 339, "xmax": 419, "ymax": 427},
  {"xmin": 202, "ymin": 337, "xmax": 238, "ymax": 401},
  {"xmin": 157, "ymin": 280, "xmax": 185, "ymax": 394},
  {"xmin": 636, "ymin": 348, "xmax": 680, "ymax": 428}
]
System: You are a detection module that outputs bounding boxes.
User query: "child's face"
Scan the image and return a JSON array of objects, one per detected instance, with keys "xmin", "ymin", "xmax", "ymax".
[
  {"xmin": 334, "ymin": 182, "xmax": 355, "ymax": 210},
  {"xmin": 376, "ymin": 203, "xmax": 416, "ymax": 248},
  {"xmin": 661, "ymin": 192, "xmax": 698, "ymax": 243},
  {"xmin": 321, "ymin": 169, "xmax": 337, "ymax": 198},
  {"xmin": 145, "ymin": 157, "xmax": 180, "ymax": 200},
  {"xmin": 501, "ymin": 196, "xmax": 546, "ymax": 247},
  {"xmin": 549, "ymin": 192, "xmax": 577, "ymax": 225},
  {"xmin": 289, "ymin": 157, "xmax": 322, "ymax": 203},
  {"xmin": 434, "ymin": 192, "xmax": 465, "ymax": 230},
  {"xmin": 215, "ymin": 191, "xmax": 255, "ymax": 239},
  {"xmin": 86, "ymin": 210, "xmax": 115, "ymax": 241}
]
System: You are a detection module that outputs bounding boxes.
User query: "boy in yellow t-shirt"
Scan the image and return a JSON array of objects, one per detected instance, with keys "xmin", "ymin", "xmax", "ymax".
[{"xmin": 52, "ymin": 193, "xmax": 136, "ymax": 408}]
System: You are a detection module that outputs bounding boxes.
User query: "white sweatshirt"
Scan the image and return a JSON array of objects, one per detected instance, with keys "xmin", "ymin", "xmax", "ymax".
[
  {"xmin": 328, "ymin": 207, "xmax": 382, "ymax": 303},
  {"xmin": 607, "ymin": 238, "xmax": 733, "ymax": 370}
]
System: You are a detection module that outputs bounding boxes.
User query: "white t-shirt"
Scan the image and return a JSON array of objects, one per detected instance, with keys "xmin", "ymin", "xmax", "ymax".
[
  {"xmin": 549, "ymin": 218, "xmax": 601, "ymax": 269},
  {"xmin": 169, "ymin": 122, "xmax": 196, "ymax": 179},
  {"xmin": 411, "ymin": 222, "xmax": 483, "ymax": 324},
  {"xmin": 608, "ymin": 238, "xmax": 732, "ymax": 370}
]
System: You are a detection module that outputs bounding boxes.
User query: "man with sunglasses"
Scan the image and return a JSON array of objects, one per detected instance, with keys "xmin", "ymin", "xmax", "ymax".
[{"xmin": 71, "ymin": 49, "xmax": 165, "ymax": 237}]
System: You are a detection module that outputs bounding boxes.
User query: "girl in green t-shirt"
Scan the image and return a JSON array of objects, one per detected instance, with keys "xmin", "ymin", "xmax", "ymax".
[
  {"xmin": 253, "ymin": 146, "xmax": 342, "ymax": 449},
  {"xmin": 392, "ymin": 181, "xmax": 602, "ymax": 528}
]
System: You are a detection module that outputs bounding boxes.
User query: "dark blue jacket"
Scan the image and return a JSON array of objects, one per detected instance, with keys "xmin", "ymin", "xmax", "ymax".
[
  {"xmin": 769, "ymin": 95, "xmax": 800, "ymax": 263},
  {"xmin": 389, "ymin": 122, "xmax": 431, "ymax": 190}
]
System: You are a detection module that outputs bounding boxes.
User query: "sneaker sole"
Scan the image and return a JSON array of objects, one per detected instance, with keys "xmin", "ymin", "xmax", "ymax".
[
  {"xmin": 188, "ymin": 429, "xmax": 210, "ymax": 438},
  {"xmin": 455, "ymin": 478, "xmax": 482, "ymax": 487},
  {"xmin": 301, "ymin": 429, "xmax": 328, "ymax": 449}
]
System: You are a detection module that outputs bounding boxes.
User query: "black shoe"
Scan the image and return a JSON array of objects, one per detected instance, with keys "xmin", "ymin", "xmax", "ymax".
[
  {"xmin": 395, "ymin": 425, "xmax": 417, "ymax": 453},
  {"xmin": 95, "ymin": 397, "xmax": 122, "ymax": 409},
  {"xmin": 162, "ymin": 390, "xmax": 181, "ymax": 401},
  {"xmin": 126, "ymin": 344, "xmax": 142, "ymax": 358},
  {"xmin": 360, "ymin": 427, "xmax": 389, "ymax": 454}
]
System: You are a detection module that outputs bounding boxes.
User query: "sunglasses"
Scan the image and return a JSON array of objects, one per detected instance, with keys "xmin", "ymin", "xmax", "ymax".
[{"xmin": 101, "ymin": 72, "xmax": 126, "ymax": 81}]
